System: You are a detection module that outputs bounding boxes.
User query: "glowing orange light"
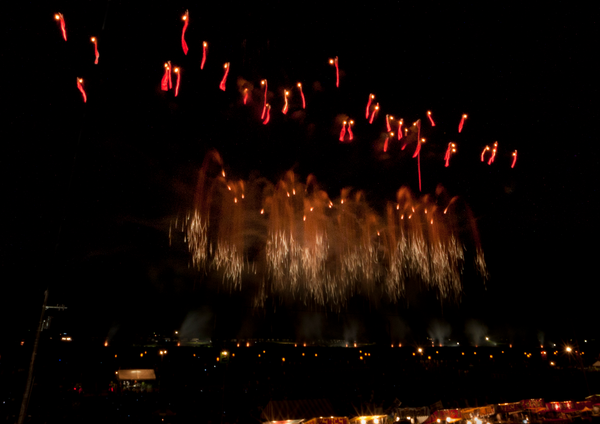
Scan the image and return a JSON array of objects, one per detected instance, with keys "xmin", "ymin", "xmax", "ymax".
[{"xmin": 511, "ymin": 150, "xmax": 518, "ymax": 168}]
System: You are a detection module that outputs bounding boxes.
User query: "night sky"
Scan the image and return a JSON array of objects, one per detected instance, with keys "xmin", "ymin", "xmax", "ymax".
[{"xmin": 3, "ymin": 1, "xmax": 599, "ymax": 346}]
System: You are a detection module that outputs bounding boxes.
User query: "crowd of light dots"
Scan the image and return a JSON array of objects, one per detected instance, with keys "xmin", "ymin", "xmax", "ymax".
[{"xmin": 175, "ymin": 150, "xmax": 488, "ymax": 308}]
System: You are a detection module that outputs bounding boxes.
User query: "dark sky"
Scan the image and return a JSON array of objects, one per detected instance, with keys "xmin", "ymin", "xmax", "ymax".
[{"xmin": 3, "ymin": 1, "xmax": 599, "ymax": 345}]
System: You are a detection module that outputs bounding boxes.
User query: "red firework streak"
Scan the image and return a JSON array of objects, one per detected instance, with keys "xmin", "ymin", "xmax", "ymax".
[
  {"xmin": 201, "ymin": 42, "xmax": 208, "ymax": 69},
  {"xmin": 261, "ymin": 80, "xmax": 268, "ymax": 119},
  {"xmin": 329, "ymin": 56, "xmax": 339, "ymax": 87},
  {"xmin": 481, "ymin": 145, "xmax": 490, "ymax": 162},
  {"xmin": 417, "ymin": 138, "xmax": 425, "ymax": 191},
  {"xmin": 412, "ymin": 120, "xmax": 422, "ymax": 157},
  {"xmin": 174, "ymin": 67, "xmax": 181, "ymax": 97},
  {"xmin": 219, "ymin": 63, "xmax": 230, "ymax": 91},
  {"xmin": 487, "ymin": 141, "xmax": 498, "ymax": 165},
  {"xmin": 262, "ymin": 104, "xmax": 271, "ymax": 125},
  {"xmin": 365, "ymin": 94, "xmax": 374, "ymax": 119},
  {"xmin": 444, "ymin": 142, "xmax": 456, "ymax": 167},
  {"xmin": 91, "ymin": 37, "xmax": 99, "ymax": 64},
  {"xmin": 347, "ymin": 120, "xmax": 354, "ymax": 141},
  {"xmin": 282, "ymin": 90, "xmax": 289, "ymax": 114},
  {"xmin": 297, "ymin": 83, "xmax": 305, "ymax": 109},
  {"xmin": 161, "ymin": 62, "xmax": 171, "ymax": 91},
  {"xmin": 383, "ymin": 133, "xmax": 394, "ymax": 152},
  {"xmin": 55, "ymin": 13, "xmax": 67, "ymax": 41},
  {"xmin": 398, "ymin": 119, "xmax": 404, "ymax": 141},
  {"xmin": 427, "ymin": 111, "xmax": 436, "ymax": 126},
  {"xmin": 458, "ymin": 114, "xmax": 467, "ymax": 133},
  {"xmin": 181, "ymin": 10, "xmax": 189, "ymax": 55},
  {"xmin": 76, "ymin": 78, "xmax": 87, "ymax": 103},
  {"xmin": 339, "ymin": 121, "xmax": 347, "ymax": 142},
  {"xmin": 243, "ymin": 88, "xmax": 248, "ymax": 105},
  {"xmin": 369, "ymin": 103, "xmax": 379, "ymax": 124},
  {"xmin": 386, "ymin": 115, "xmax": 394, "ymax": 132},
  {"xmin": 511, "ymin": 150, "xmax": 518, "ymax": 168}
]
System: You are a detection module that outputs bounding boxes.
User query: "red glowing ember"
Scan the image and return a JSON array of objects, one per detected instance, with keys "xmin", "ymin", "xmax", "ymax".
[
  {"xmin": 181, "ymin": 10, "xmax": 189, "ymax": 55},
  {"xmin": 91, "ymin": 37, "xmax": 99, "ymax": 64},
  {"xmin": 458, "ymin": 114, "xmax": 467, "ymax": 133},
  {"xmin": 76, "ymin": 78, "xmax": 87, "ymax": 103},
  {"xmin": 55, "ymin": 13, "xmax": 67, "ymax": 41},
  {"xmin": 201, "ymin": 42, "xmax": 208, "ymax": 69},
  {"xmin": 219, "ymin": 63, "xmax": 230, "ymax": 91}
]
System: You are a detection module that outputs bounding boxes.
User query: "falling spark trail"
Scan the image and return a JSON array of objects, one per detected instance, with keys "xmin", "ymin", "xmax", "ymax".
[
  {"xmin": 55, "ymin": 13, "xmax": 67, "ymax": 41},
  {"xmin": 347, "ymin": 120, "xmax": 354, "ymax": 141},
  {"xmin": 174, "ymin": 67, "xmax": 181, "ymax": 97},
  {"xmin": 243, "ymin": 88, "xmax": 248, "ymax": 104},
  {"xmin": 183, "ymin": 151, "xmax": 487, "ymax": 308},
  {"xmin": 365, "ymin": 94, "xmax": 374, "ymax": 119},
  {"xmin": 444, "ymin": 143, "xmax": 456, "ymax": 167},
  {"xmin": 369, "ymin": 103, "xmax": 379, "ymax": 124},
  {"xmin": 262, "ymin": 104, "xmax": 271, "ymax": 124},
  {"xmin": 219, "ymin": 63, "xmax": 230, "ymax": 91},
  {"xmin": 383, "ymin": 135, "xmax": 390, "ymax": 152},
  {"xmin": 339, "ymin": 121, "xmax": 347, "ymax": 142},
  {"xmin": 201, "ymin": 42, "xmax": 208, "ymax": 69},
  {"xmin": 161, "ymin": 62, "xmax": 171, "ymax": 91},
  {"xmin": 427, "ymin": 111, "xmax": 436, "ymax": 126},
  {"xmin": 330, "ymin": 56, "xmax": 339, "ymax": 87},
  {"xmin": 458, "ymin": 114, "xmax": 467, "ymax": 133},
  {"xmin": 511, "ymin": 150, "xmax": 518, "ymax": 168},
  {"xmin": 261, "ymin": 80, "xmax": 268, "ymax": 119},
  {"xmin": 282, "ymin": 90, "xmax": 289, "ymax": 114},
  {"xmin": 386, "ymin": 115, "xmax": 394, "ymax": 132},
  {"xmin": 481, "ymin": 146, "xmax": 490, "ymax": 162},
  {"xmin": 181, "ymin": 10, "xmax": 189, "ymax": 55},
  {"xmin": 76, "ymin": 78, "xmax": 87, "ymax": 103},
  {"xmin": 412, "ymin": 121, "xmax": 422, "ymax": 158},
  {"xmin": 398, "ymin": 119, "xmax": 403, "ymax": 141},
  {"xmin": 487, "ymin": 142, "xmax": 498, "ymax": 165},
  {"xmin": 91, "ymin": 37, "xmax": 99, "ymax": 64},
  {"xmin": 297, "ymin": 83, "xmax": 305, "ymax": 109}
]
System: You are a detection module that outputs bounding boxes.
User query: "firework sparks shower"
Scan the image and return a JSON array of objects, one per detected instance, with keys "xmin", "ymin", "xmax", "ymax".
[{"xmin": 181, "ymin": 151, "xmax": 487, "ymax": 309}]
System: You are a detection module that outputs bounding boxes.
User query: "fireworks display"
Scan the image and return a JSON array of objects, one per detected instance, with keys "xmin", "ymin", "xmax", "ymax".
[
  {"xmin": 181, "ymin": 151, "xmax": 487, "ymax": 308},
  {"xmin": 45, "ymin": 5, "xmax": 523, "ymax": 311}
]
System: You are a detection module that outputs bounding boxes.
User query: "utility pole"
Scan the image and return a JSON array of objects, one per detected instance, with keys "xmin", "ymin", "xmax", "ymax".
[{"xmin": 17, "ymin": 291, "xmax": 67, "ymax": 424}]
